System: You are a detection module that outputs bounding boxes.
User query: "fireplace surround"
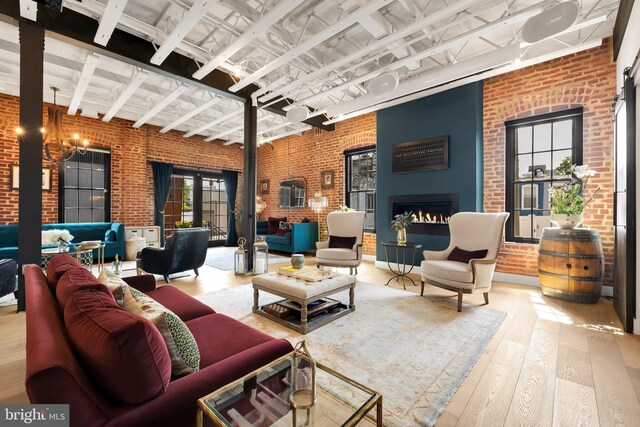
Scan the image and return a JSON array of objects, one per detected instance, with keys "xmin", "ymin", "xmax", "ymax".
[{"xmin": 389, "ymin": 194, "xmax": 459, "ymax": 236}]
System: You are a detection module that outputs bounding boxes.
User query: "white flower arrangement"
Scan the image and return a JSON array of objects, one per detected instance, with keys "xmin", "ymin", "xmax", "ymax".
[{"xmin": 42, "ymin": 229, "xmax": 74, "ymax": 245}]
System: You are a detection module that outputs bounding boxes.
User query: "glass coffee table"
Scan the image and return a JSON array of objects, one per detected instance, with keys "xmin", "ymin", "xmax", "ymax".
[{"xmin": 197, "ymin": 352, "xmax": 382, "ymax": 427}]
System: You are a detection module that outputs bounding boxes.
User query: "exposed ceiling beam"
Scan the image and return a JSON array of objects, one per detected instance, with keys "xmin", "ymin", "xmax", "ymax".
[
  {"xmin": 150, "ymin": 0, "xmax": 212, "ymax": 65},
  {"xmin": 103, "ymin": 70, "xmax": 149, "ymax": 122},
  {"xmin": 94, "ymin": 0, "xmax": 129, "ymax": 46},
  {"xmin": 205, "ymin": 114, "xmax": 270, "ymax": 142},
  {"xmin": 160, "ymin": 97, "xmax": 220, "ymax": 133},
  {"xmin": 183, "ymin": 108, "xmax": 244, "ymax": 138},
  {"xmin": 193, "ymin": 0, "xmax": 305, "ymax": 80},
  {"xmin": 0, "ymin": 1, "xmax": 335, "ymax": 131},
  {"xmin": 133, "ymin": 85, "xmax": 188, "ymax": 128},
  {"xmin": 258, "ymin": 0, "xmax": 487, "ymax": 103},
  {"xmin": 68, "ymin": 53, "xmax": 100, "ymax": 115},
  {"xmin": 327, "ymin": 44, "xmax": 521, "ymax": 118},
  {"xmin": 258, "ymin": 125, "xmax": 312, "ymax": 144},
  {"xmin": 229, "ymin": 0, "xmax": 394, "ymax": 92}
]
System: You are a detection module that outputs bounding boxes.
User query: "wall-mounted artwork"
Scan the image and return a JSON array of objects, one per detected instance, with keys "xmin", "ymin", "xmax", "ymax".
[
  {"xmin": 321, "ymin": 170, "xmax": 335, "ymax": 189},
  {"xmin": 260, "ymin": 179, "xmax": 270, "ymax": 194},
  {"xmin": 10, "ymin": 165, "xmax": 52, "ymax": 191}
]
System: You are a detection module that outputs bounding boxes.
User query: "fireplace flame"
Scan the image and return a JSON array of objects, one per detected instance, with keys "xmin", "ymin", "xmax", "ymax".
[{"xmin": 409, "ymin": 211, "xmax": 450, "ymax": 224}]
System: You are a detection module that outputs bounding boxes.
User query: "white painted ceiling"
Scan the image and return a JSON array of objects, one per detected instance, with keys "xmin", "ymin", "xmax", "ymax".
[{"xmin": 0, "ymin": 0, "xmax": 620, "ymax": 144}]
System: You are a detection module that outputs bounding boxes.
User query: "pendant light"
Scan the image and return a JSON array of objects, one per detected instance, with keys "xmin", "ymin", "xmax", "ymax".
[{"xmin": 41, "ymin": 86, "xmax": 89, "ymax": 164}]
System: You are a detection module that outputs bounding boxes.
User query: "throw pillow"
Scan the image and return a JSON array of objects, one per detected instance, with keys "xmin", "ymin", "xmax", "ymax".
[
  {"xmin": 64, "ymin": 290, "xmax": 171, "ymax": 404},
  {"xmin": 104, "ymin": 229, "xmax": 117, "ymax": 242},
  {"xmin": 329, "ymin": 235, "xmax": 357, "ymax": 249},
  {"xmin": 267, "ymin": 217, "xmax": 287, "ymax": 234},
  {"xmin": 447, "ymin": 246, "xmax": 489, "ymax": 263},
  {"xmin": 124, "ymin": 286, "xmax": 200, "ymax": 377},
  {"xmin": 278, "ymin": 221, "xmax": 292, "ymax": 230},
  {"xmin": 56, "ymin": 267, "xmax": 113, "ymax": 310},
  {"xmin": 98, "ymin": 268, "xmax": 128, "ymax": 307},
  {"xmin": 276, "ymin": 229, "xmax": 289, "ymax": 237},
  {"xmin": 301, "ymin": 217, "xmax": 310, "ymax": 223}
]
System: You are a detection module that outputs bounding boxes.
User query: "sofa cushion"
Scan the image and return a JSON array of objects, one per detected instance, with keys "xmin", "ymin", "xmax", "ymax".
[
  {"xmin": 275, "ymin": 229, "xmax": 289, "ymax": 237},
  {"xmin": 265, "ymin": 234, "xmax": 291, "ymax": 246},
  {"xmin": 56, "ymin": 267, "xmax": 112, "ymax": 309},
  {"xmin": 64, "ymin": 290, "xmax": 171, "ymax": 405},
  {"xmin": 146, "ymin": 286, "xmax": 215, "ymax": 322},
  {"xmin": 329, "ymin": 235, "xmax": 356, "ymax": 249},
  {"xmin": 421, "ymin": 260, "xmax": 473, "ymax": 283},
  {"xmin": 104, "ymin": 229, "xmax": 117, "ymax": 242},
  {"xmin": 46, "ymin": 255, "xmax": 84, "ymax": 291},
  {"xmin": 316, "ymin": 248, "xmax": 357, "ymax": 261},
  {"xmin": 0, "ymin": 247, "xmax": 18, "ymax": 261},
  {"xmin": 124, "ymin": 287, "xmax": 201, "ymax": 377},
  {"xmin": 267, "ymin": 217, "xmax": 287, "ymax": 235},
  {"xmin": 186, "ymin": 313, "xmax": 283, "ymax": 368},
  {"xmin": 447, "ymin": 246, "xmax": 489, "ymax": 264}
]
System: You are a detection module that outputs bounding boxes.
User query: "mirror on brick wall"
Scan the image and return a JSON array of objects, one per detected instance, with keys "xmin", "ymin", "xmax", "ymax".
[{"xmin": 279, "ymin": 178, "xmax": 306, "ymax": 208}]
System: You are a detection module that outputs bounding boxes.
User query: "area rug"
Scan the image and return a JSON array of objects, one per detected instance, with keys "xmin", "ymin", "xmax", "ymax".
[
  {"xmin": 204, "ymin": 246, "xmax": 290, "ymax": 271},
  {"xmin": 196, "ymin": 283, "xmax": 506, "ymax": 426}
]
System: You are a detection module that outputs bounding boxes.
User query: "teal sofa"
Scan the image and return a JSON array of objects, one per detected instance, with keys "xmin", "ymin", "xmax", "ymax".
[
  {"xmin": 256, "ymin": 221, "xmax": 318, "ymax": 253},
  {"xmin": 0, "ymin": 222, "xmax": 125, "ymax": 261}
]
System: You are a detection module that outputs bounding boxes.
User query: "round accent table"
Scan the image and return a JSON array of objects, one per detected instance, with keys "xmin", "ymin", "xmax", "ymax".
[{"xmin": 381, "ymin": 241, "xmax": 422, "ymax": 290}]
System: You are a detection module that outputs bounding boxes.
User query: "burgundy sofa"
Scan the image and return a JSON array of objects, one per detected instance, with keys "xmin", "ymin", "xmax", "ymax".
[{"xmin": 25, "ymin": 255, "xmax": 293, "ymax": 427}]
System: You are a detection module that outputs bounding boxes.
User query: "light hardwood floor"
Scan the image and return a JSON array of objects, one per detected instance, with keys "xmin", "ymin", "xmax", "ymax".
[{"xmin": 1, "ymin": 252, "xmax": 639, "ymax": 427}]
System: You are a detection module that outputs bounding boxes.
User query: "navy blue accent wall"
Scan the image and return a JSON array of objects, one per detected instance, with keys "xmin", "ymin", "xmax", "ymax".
[{"xmin": 376, "ymin": 82, "xmax": 484, "ymax": 264}]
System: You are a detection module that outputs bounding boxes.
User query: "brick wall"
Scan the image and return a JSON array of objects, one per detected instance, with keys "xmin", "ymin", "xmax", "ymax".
[
  {"xmin": 0, "ymin": 93, "xmax": 243, "ymax": 232},
  {"xmin": 483, "ymin": 38, "xmax": 616, "ymax": 284},
  {"xmin": 257, "ymin": 113, "xmax": 377, "ymax": 255}
]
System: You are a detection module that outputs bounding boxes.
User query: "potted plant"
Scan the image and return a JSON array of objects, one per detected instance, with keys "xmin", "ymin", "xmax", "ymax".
[
  {"xmin": 550, "ymin": 158, "xmax": 599, "ymax": 229},
  {"xmin": 391, "ymin": 211, "xmax": 414, "ymax": 245}
]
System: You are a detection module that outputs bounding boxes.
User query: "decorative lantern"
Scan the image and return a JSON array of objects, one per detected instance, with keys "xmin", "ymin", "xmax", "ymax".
[
  {"xmin": 253, "ymin": 235, "xmax": 269, "ymax": 274},
  {"xmin": 289, "ymin": 340, "xmax": 316, "ymax": 426},
  {"xmin": 234, "ymin": 237, "xmax": 248, "ymax": 275}
]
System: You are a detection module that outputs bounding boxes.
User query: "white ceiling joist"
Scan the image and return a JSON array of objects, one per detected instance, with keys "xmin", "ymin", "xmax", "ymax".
[
  {"xmin": 328, "ymin": 44, "xmax": 521, "ymax": 118},
  {"xmin": 193, "ymin": 0, "xmax": 305, "ymax": 80},
  {"xmin": 133, "ymin": 85, "xmax": 188, "ymax": 128},
  {"xmin": 229, "ymin": 0, "xmax": 395, "ymax": 92},
  {"xmin": 183, "ymin": 108, "xmax": 244, "ymax": 138},
  {"xmin": 150, "ymin": 0, "xmax": 213, "ymax": 65},
  {"xmin": 103, "ymin": 70, "xmax": 149, "ymax": 122},
  {"xmin": 258, "ymin": 0, "xmax": 488, "ymax": 103},
  {"xmin": 160, "ymin": 97, "xmax": 220, "ymax": 133},
  {"xmin": 258, "ymin": 126, "xmax": 312, "ymax": 145},
  {"xmin": 94, "ymin": 0, "xmax": 130, "ymax": 46},
  {"xmin": 323, "ymin": 39, "xmax": 604, "ymax": 126},
  {"xmin": 298, "ymin": 1, "xmax": 549, "ymax": 108},
  {"xmin": 68, "ymin": 53, "xmax": 100, "ymax": 116}
]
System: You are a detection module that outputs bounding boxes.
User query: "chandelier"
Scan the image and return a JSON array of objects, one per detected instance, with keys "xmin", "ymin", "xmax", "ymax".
[{"xmin": 40, "ymin": 86, "xmax": 89, "ymax": 164}]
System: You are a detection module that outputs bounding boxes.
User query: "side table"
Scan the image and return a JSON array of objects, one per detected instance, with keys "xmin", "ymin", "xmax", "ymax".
[{"xmin": 381, "ymin": 241, "xmax": 422, "ymax": 290}]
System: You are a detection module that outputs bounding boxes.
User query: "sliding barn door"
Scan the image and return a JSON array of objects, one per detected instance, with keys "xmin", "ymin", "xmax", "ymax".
[{"xmin": 613, "ymin": 68, "xmax": 636, "ymax": 333}]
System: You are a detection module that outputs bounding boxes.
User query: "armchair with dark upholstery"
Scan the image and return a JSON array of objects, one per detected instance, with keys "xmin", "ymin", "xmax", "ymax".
[
  {"xmin": 137, "ymin": 228, "xmax": 210, "ymax": 283},
  {"xmin": 0, "ymin": 259, "xmax": 17, "ymax": 300}
]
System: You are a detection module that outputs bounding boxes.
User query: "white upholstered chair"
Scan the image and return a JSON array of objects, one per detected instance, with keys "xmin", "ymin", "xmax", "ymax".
[
  {"xmin": 420, "ymin": 212, "xmax": 509, "ymax": 311},
  {"xmin": 316, "ymin": 211, "xmax": 365, "ymax": 275}
]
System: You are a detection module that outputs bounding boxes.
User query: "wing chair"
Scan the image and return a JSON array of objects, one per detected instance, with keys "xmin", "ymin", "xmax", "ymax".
[
  {"xmin": 420, "ymin": 212, "xmax": 509, "ymax": 311},
  {"xmin": 316, "ymin": 211, "xmax": 366, "ymax": 275},
  {"xmin": 137, "ymin": 228, "xmax": 210, "ymax": 283}
]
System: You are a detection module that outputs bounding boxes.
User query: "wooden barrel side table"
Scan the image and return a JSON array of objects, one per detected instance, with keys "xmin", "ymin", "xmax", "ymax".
[{"xmin": 538, "ymin": 227, "xmax": 604, "ymax": 304}]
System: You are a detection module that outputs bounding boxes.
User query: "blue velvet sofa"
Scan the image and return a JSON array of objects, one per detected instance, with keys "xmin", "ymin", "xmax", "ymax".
[
  {"xmin": 0, "ymin": 222, "xmax": 125, "ymax": 261},
  {"xmin": 256, "ymin": 221, "xmax": 318, "ymax": 253}
]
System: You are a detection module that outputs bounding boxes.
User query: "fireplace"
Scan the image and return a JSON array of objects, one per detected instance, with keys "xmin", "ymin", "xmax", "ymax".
[{"xmin": 389, "ymin": 194, "xmax": 459, "ymax": 235}]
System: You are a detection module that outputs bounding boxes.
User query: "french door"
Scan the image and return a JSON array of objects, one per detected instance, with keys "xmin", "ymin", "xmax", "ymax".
[{"xmin": 164, "ymin": 170, "xmax": 228, "ymax": 246}]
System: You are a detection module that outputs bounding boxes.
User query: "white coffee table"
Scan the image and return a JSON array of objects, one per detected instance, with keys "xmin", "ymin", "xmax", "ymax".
[{"xmin": 252, "ymin": 272, "xmax": 357, "ymax": 334}]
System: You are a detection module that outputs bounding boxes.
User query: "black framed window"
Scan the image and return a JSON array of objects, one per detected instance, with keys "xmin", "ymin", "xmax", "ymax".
[
  {"xmin": 59, "ymin": 149, "xmax": 111, "ymax": 223},
  {"xmin": 202, "ymin": 177, "xmax": 228, "ymax": 242},
  {"xmin": 345, "ymin": 146, "xmax": 376, "ymax": 231},
  {"xmin": 505, "ymin": 108, "xmax": 583, "ymax": 243}
]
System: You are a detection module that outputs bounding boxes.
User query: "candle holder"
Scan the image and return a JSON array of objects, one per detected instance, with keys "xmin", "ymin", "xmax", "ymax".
[
  {"xmin": 289, "ymin": 340, "xmax": 316, "ymax": 426},
  {"xmin": 253, "ymin": 235, "xmax": 269, "ymax": 275},
  {"xmin": 234, "ymin": 237, "xmax": 248, "ymax": 275}
]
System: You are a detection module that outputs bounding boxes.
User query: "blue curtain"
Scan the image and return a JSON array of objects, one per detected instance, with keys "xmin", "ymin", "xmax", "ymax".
[
  {"xmin": 222, "ymin": 170, "xmax": 238, "ymax": 246},
  {"xmin": 151, "ymin": 162, "xmax": 173, "ymax": 246}
]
